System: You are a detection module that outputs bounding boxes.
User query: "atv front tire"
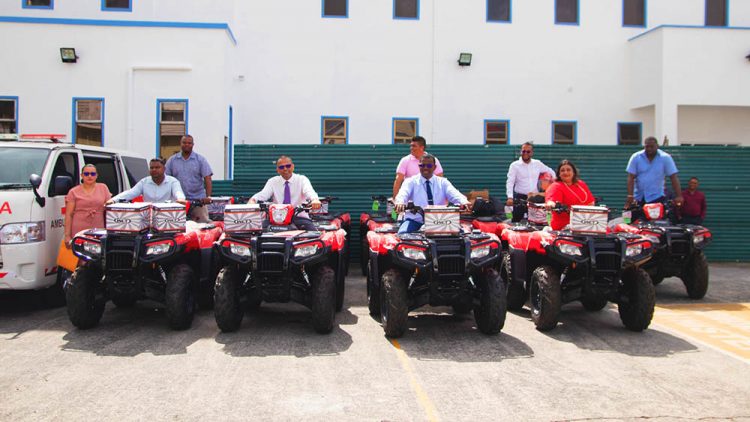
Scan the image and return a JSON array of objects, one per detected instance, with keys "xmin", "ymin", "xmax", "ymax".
[
  {"xmin": 682, "ymin": 251, "xmax": 709, "ymax": 299},
  {"xmin": 367, "ymin": 260, "xmax": 380, "ymax": 317},
  {"xmin": 214, "ymin": 265, "xmax": 243, "ymax": 332},
  {"xmin": 165, "ymin": 264, "xmax": 196, "ymax": 330},
  {"xmin": 529, "ymin": 265, "xmax": 562, "ymax": 331},
  {"xmin": 380, "ymin": 268, "xmax": 408, "ymax": 338},
  {"xmin": 474, "ymin": 268, "xmax": 508, "ymax": 335},
  {"xmin": 618, "ymin": 267, "xmax": 655, "ymax": 332},
  {"xmin": 66, "ymin": 265, "xmax": 105, "ymax": 329},
  {"xmin": 503, "ymin": 254, "xmax": 525, "ymax": 311},
  {"xmin": 311, "ymin": 265, "xmax": 336, "ymax": 334}
]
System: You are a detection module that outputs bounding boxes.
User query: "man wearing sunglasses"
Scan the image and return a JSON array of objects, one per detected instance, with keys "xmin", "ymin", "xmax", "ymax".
[
  {"xmin": 108, "ymin": 158, "xmax": 186, "ymax": 204},
  {"xmin": 505, "ymin": 142, "xmax": 555, "ymax": 222},
  {"xmin": 393, "ymin": 136, "xmax": 444, "ymax": 198},
  {"xmin": 249, "ymin": 156, "xmax": 321, "ymax": 231},
  {"xmin": 394, "ymin": 154, "xmax": 469, "ymax": 234}
]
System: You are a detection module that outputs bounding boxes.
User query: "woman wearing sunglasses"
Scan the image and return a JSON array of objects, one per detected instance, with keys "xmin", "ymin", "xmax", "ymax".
[{"xmin": 63, "ymin": 164, "xmax": 112, "ymax": 247}]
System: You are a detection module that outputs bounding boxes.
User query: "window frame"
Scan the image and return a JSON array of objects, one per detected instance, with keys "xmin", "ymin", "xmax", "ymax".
[
  {"xmin": 22, "ymin": 0, "xmax": 53, "ymax": 10},
  {"xmin": 551, "ymin": 120, "xmax": 577, "ymax": 145},
  {"xmin": 484, "ymin": 119, "xmax": 510, "ymax": 145},
  {"xmin": 555, "ymin": 0, "xmax": 579, "ymax": 26},
  {"xmin": 156, "ymin": 98, "xmax": 189, "ymax": 158},
  {"xmin": 72, "ymin": 97, "xmax": 105, "ymax": 147},
  {"xmin": 393, "ymin": 0, "xmax": 420, "ymax": 20},
  {"xmin": 322, "ymin": 0, "xmax": 348, "ymax": 18},
  {"xmin": 321, "ymin": 116, "xmax": 349, "ymax": 145},
  {"xmin": 0, "ymin": 96, "xmax": 19, "ymax": 134},
  {"xmin": 486, "ymin": 0, "xmax": 512, "ymax": 23},
  {"xmin": 47, "ymin": 152, "xmax": 79, "ymax": 197},
  {"xmin": 101, "ymin": 0, "xmax": 132, "ymax": 12},
  {"xmin": 622, "ymin": 0, "xmax": 647, "ymax": 27},
  {"xmin": 392, "ymin": 117, "xmax": 419, "ymax": 144},
  {"xmin": 617, "ymin": 122, "xmax": 642, "ymax": 146},
  {"xmin": 705, "ymin": 0, "xmax": 728, "ymax": 27}
]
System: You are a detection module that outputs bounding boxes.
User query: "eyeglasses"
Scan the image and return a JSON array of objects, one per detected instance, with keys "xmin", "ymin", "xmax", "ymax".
[
  {"xmin": 82, "ymin": 172, "xmax": 97, "ymax": 177},
  {"xmin": 418, "ymin": 163, "xmax": 434, "ymax": 169},
  {"xmin": 521, "ymin": 150, "xmax": 532, "ymax": 154},
  {"xmin": 277, "ymin": 164, "xmax": 292, "ymax": 170}
]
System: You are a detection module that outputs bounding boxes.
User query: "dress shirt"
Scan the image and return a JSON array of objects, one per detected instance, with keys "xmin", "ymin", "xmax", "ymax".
[
  {"xmin": 395, "ymin": 175, "xmax": 467, "ymax": 223},
  {"xmin": 626, "ymin": 149, "xmax": 679, "ymax": 202},
  {"xmin": 251, "ymin": 173, "xmax": 319, "ymax": 207},
  {"xmin": 681, "ymin": 189, "xmax": 706, "ymax": 219},
  {"xmin": 505, "ymin": 158, "xmax": 555, "ymax": 199},
  {"xmin": 165, "ymin": 151, "xmax": 213, "ymax": 200},
  {"xmin": 396, "ymin": 154, "xmax": 444, "ymax": 177},
  {"xmin": 112, "ymin": 175, "xmax": 186, "ymax": 203}
]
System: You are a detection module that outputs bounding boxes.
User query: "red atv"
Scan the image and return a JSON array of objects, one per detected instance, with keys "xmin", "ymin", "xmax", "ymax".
[
  {"xmin": 66, "ymin": 200, "xmax": 223, "ymax": 330},
  {"xmin": 366, "ymin": 203, "xmax": 507, "ymax": 338},
  {"xmin": 309, "ymin": 195, "xmax": 352, "ymax": 308},
  {"xmin": 213, "ymin": 202, "xmax": 346, "ymax": 333},
  {"xmin": 504, "ymin": 204, "xmax": 656, "ymax": 331},
  {"xmin": 359, "ymin": 195, "xmax": 398, "ymax": 275},
  {"xmin": 621, "ymin": 200, "xmax": 712, "ymax": 298}
]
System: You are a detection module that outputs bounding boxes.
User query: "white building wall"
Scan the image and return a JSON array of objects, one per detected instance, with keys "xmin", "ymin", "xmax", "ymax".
[{"xmin": 678, "ymin": 106, "xmax": 750, "ymax": 145}]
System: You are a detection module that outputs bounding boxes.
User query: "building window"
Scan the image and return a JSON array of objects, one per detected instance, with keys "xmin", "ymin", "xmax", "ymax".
[
  {"xmin": 23, "ymin": 0, "xmax": 53, "ymax": 9},
  {"xmin": 487, "ymin": 0, "xmax": 511, "ymax": 22},
  {"xmin": 552, "ymin": 121, "xmax": 576, "ymax": 144},
  {"xmin": 0, "ymin": 97, "xmax": 18, "ymax": 134},
  {"xmin": 323, "ymin": 0, "xmax": 347, "ymax": 18},
  {"xmin": 101, "ymin": 0, "xmax": 131, "ymax": 12},
  {"xmin": 618, "ymin": 122, "xmax": 642, "ymax": 145},
  {"xmin": 73, "ymin": 98, "xmax": 104, "ymax": 147},
  {"xmin": 623, "ymin": 0, "xmax": 645, "ymax": 27},
  {"xmin": 321, "ymin": 116, "xmax": 348, "ymax": 144},
  {"xmin": 705, "ymin": 0, "xmax": 727, "ymax": 27},
  {"xmin": 158, "ymin": 100, "xmax": 187, "ymax": 159},
  {"xmin": 393, "ymin": 118, "xmax": 418, "ymax": 144},
  {"xmin": 484, "ymin": 120, "xmax": 509, "ymax": 144},
  {"xmin": 394, "ymin": 0, "xmax": 419, "ymax": 19},
  {"xmin": 555, "ymin": 0, "xmax": 578, "ymax": 25}
]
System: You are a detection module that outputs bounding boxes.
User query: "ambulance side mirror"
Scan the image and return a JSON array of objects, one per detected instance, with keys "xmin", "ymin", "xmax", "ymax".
[{"xmin": 29, "ymin": 174, "xmax": 46, "ymax": 207}]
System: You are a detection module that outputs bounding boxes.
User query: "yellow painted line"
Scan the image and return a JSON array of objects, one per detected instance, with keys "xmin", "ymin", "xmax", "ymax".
[
  {"xmin": 653, "ymin": 303, "xmax": 750, "ymax": 363},
  {"xmin": 389, "ymin": 339, "xmax": 440, "ymax": 422}
]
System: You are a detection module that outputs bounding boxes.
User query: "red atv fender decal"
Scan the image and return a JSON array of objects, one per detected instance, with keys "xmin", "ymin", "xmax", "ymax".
[
  {"xmin": 359, "ymin": 213, "xmax": 370, "ymax": 225},
  {"xmin": 611, "ymin": 223, "xmax": 640, "ymax": 234},
  {"xmin": 338, "ymin": 213, "xmax": 351, "ymax": 225},
  {"xmin": 367, "ymin": 219, "xmax": 395, "ymax": 231},
  {"xmin": 366, "ymin": 231, "xmax": 400, "ymax": 255},
  {"xmin": 504, "ymin": 229, "xmax": 552, "ymax": 254},
  {"xmin": 320, "ymin": 229, "xmax": 347, "ymax": 252}
]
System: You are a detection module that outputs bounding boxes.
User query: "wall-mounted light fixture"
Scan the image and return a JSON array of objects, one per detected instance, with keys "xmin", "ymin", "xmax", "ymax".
[
  {"xmin": 458, "ymin": 52, "xmax": 472, "ymax": 66},
  {"xmin": 60, "ymin": 48, "xmax": 78, "ymax": 63},
  {"xmin": 746, "ymin": 52, "xmax": 750, "ymax": 62}
]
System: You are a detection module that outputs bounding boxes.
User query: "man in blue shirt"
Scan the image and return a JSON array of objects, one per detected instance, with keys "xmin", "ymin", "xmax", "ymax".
[
  {"xmin": 165, "ymin": 135, "xmax": 213, "ymax": 222},
  {"xmin": 394, "ymin": 153, "xmax": 470, "ymax": 233},
  {"xmin": 109, "ymin": 158, "xmax": 186, "ymax": 203},
  {"xmin": 625, "ymin": 136, "xmax": 683, "ymax": 219}
]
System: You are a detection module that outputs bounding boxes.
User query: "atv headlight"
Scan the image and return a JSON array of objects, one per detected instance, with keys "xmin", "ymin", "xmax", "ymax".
[
  {"xmin": 693, "ymin": 234, "xmax": 704, "ymax": 245},
  {"xmin": 271, "ymin": 208, "xmax": 290, "ymax": 225},
  {"xmin": 625, "ymin": 244, "xmax": 643, "ymax": 258},
  {"xmin": 556, "ymin": 240, "xmax": 582, "ymax": 257},
  {"xmin": 0, "ymin": 221, "xmax": 46, "ymax": 244},
  {"xmin": 83, "ymin": 241, "xmax": 101, "ymax": 256},
  {"xmin": 294, "ymin": 243, "xmax": 320, "ymax": 258},
  {"xmin": 145, "ymin": 241, "xmax": 173, "ymax": 256},
  {"xmin": 399, "ymin": 246, "xmax": 427, "ymax": 261},
  {"xmin": 230, "ymin": 243, "xmax": 252, "ymax": 257},
  {"xmin": 643, "ymin": 234, "xmax": 660, "ymax": 245},
  {"xmin": 471, "ymin": 246, "xmax": 491, "ymax": 259}
]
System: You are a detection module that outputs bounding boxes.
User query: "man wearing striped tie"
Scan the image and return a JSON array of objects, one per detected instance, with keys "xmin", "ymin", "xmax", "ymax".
[
  {"xmin": 394, "ymin": 153, "xmax": 470, "ymax": 234},
  {"xmin": 249, "ymin": 155, "xmax": 321, "ymax": 231}
]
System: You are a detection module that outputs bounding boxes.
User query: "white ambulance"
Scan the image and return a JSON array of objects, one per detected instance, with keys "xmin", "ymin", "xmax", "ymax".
[{"xmin": 0, "ymin": 134, "xmax": 148, "ymax": 303}]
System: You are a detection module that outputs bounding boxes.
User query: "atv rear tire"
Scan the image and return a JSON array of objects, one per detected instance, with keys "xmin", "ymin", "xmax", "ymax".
[
  {"xmin": 682, "ymin": 251, "xmax": 709, "ymax": 299},
  {"xmin": 529, "ymin": 265, "xmax": 562, "ymax": 331},
  {"xmin": 214, "ymin": 265, "xmax": 243, "ymax": 332},
  {"xmin": 165, "ymin": 264, "xmax": 196, "ymax": 330},
  {"xmin": 581, "ymin": 296, "xmax": 608, "ymax": 312},
  {"xmin": 359, "ymin": 225, "xmax": 369, "ymax": 276},
  {"xmin": 380, "ymin": 268, "xmax": 408, "ymax": 338},
  {"xmin": 335, "ymin": 265, "xmax": 346, "ymax": 312},
  {"xmin": 311, "ymin": 265, "xmax": 336, "ymax": 334},
  {"xmin": 367, "ymin": 260, "xmax": 380, "ymax": 317},
  {"xmin": 474, "ymin": 268, "xmax": 508, "ymax": 335},
  {"xmin": 66, "ymin": 266, "xmax": 104, "ymax": 329},
  {"xmin": 503, "ymin": 254, "xmax": 525, "ymax": 311},
  {"xmin": 618, "ymin": 267, "xmax": 655, "ymax": 332}
]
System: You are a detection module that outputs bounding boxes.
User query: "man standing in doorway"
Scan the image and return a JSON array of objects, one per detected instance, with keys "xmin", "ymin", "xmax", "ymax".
[
  {"xmin": 505, "ymin": 142, "xmax": 555, "ymax": 222},
  {"xmin": 393, "ymin": 136, "xmax": 444, "ymax": 198},
  {"xmin": 165, "ymin": 134, "xmax": 213, "ymax": 223},
  {"xmin": 625, "ymin": 136, "xmax": 683, "ymax": 221}
]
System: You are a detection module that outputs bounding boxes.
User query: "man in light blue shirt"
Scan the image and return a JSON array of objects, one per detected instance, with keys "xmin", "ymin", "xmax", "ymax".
[
  {"xmin": 109, "ymin": 158, "xmax": 186, "ymax": 204},
  {"xmin": 394, "ymin": 153, "xmax": 470, "ymax": 233},
  {"xmin": 625, "ymin": 136, "xmax": 683, "ymax": 218},
  {"xmin": 165, "ymin": 135, "xmax": 213, "ymax": 222}
]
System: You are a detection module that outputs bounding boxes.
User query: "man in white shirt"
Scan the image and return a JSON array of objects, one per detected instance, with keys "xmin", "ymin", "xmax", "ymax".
[
  {"xmin": 505, "ymin": 142, "xmax": 555, "ymax": 222},
  {"xmin": 108, "ymin": 158, "xmax": 186, "ymax": 204},
  {"xmin": 249, "ymin": 155, "xmax": 322, "ymax": 231},
  {"xmin": 394, "ymin": 154, "xmax": 470, "ymax": 234}
]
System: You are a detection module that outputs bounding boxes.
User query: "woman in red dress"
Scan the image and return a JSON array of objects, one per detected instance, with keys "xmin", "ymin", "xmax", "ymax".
[{"xmin": 545, "ymin": 160, "xmax": 595, "ymax": 230}]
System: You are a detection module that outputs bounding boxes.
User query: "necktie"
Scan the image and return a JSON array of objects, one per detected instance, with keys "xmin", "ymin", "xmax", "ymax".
[
  {"xmin": 283, "ymin": 181, "xmax": 291, "ymax": 204},
  {"xmin": 425, "ymin": 180, "xmax": 434, "ymax": 206}
]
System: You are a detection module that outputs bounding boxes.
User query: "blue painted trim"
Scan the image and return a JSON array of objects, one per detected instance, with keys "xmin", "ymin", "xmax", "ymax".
[
  {"xmin": 0, "ymin": 16, "xmax": 237, "ymax": 45},
  {"xmin": 156, "ymin": 99, "xmax": 189, "ymax": 158},
  {"xmin": 552, "ymin": 120, "xmax": 577, "ymax": 145},
  {"xmin": 322, "ymin": 0, "xmax": 348, "ymax": 18},
  {"xmin": 101, "ymin": 0, "xmax": 132, "ymax": 12},
  {"xmin": 617, "ymin": 121, "xmax": 642, "ymax": 145},
  {"xmin": 628, "ymin": 24, "xmax": 750, "ymax": 41},
  {"xmin": 0, "ymin": 96, "xmax": 19, "ymax": 133},
  {"xmin": 22, "ymin": 0, "xmax": 53, "ymax": 10},
  {"xmin": 393, "ymin": 0, "xmax": 420, "ymax": 20},
  {"xmin": 486, "ymin": 0, "xmax": 512, "ymax": 23},
  {"xmin": 622, "ymin": 0, "xmax": 647, "ymax": 28},
  {"xmin": 483, "ymin": 119, "xmax": 510, "ymax": 145},
  {"xmin": 228, "ymin": 105, "xmax": 233, "ymax": 179},
  {"xmin": 321, "ymin": 116, "xmax": 349, "ymax": 145},
  {"xmin": 72, "ymin": 97, "xmax": 105, "ymax": 146},
  {"xmin": 554, "ymin": 0, "xmax": 579, "ymax": 26},
  {"xmin": 391, "ymin": 117, "xmax": 420, "ymax": 144}
]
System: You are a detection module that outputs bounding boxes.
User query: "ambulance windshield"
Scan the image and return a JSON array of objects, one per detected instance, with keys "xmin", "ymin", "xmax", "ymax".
[{"xmin": 0, "ymin": 147, "xmax": 50, "ymax": 187}]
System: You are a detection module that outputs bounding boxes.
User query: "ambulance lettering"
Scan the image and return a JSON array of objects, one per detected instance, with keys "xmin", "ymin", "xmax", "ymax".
[{"xmin": 0, "ymin": 201, "xmax": 11, "ymax": 214}]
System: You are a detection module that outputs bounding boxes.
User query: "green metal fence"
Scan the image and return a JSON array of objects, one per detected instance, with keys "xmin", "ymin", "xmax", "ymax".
[{"xmin": 214, "ymin": 144, "xmax": 750, "ymax": 262}]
